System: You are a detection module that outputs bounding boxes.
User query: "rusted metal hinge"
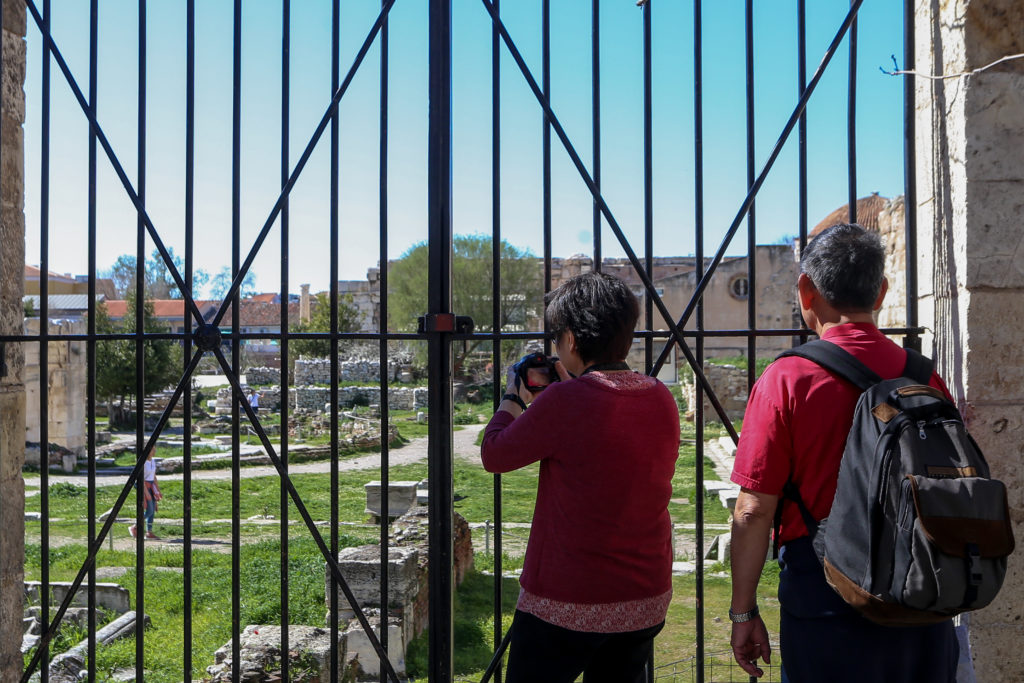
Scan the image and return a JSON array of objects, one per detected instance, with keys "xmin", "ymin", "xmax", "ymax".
[{"xmin": 417, "ymin": 314, "xmax": 474, "ymax": 335}]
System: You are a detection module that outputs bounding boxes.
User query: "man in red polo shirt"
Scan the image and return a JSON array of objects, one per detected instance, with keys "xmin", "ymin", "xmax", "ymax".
[{"xmin": 728, "ymin": 224, "xmax": 958, "ymax": 681}]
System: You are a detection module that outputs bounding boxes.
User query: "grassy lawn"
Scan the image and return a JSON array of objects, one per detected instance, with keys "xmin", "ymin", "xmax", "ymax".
[
  {"xmin": 23, "ymin": 537, "xmax": 363, "ymax": 682},
  {"xmin": 24, "ymin": 407, "xmax": 759, "ymax": 680}
]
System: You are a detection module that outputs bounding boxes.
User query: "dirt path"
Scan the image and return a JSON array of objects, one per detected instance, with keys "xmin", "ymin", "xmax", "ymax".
[{"xmin": 24, "ymin": 424, "xmax": 484, "ymax": 489}]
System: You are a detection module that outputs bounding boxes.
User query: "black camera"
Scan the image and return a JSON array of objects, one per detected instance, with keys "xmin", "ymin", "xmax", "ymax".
[{"xmin": 513, "ymin": 352, "xmax": 561, "ymax": 393}]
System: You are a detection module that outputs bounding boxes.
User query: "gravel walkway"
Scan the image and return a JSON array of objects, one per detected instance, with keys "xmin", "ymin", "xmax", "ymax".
[{"xmin": 23, "ymin": 424, "xmax": 486, "ymax": 489}]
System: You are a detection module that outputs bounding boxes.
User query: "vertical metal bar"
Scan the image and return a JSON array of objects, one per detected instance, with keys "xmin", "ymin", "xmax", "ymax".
[
  {"xmin": 744, "ymin": 0, "xmax": 756, "ymax": 390},
  {"xmin": 279, "ymin": 1, "xmax": 291, "ymax": 680},
  {"xmin": 591, "ymin": 0, "xmax": 601, "ymax": 272},
  {"xmin": 183, "ymin": 1, "xmax": 196, "ymax": 679},
  {"xmin": 134, "ymin": 1, "xmax": 147, "ymax": 678},
  {"xmin": 427, "ymin": 0, "xmax": 454, "ymax": 678},
  {"xmin": 378, "ymin": 2, "xmax": 390, "ymax": 678},
  {"xmin": 642, "ymin": 0, "xmax": 653, "ymax": 374},
  {"xmin": 797, "ymin": 0, "xmax": 808, "ymax": 346},
  {"xmin": 848, "ymin": 0, "xmax": 858, "ymax": 224},
  {"xmin": 490, "ymin": 1, "xmax": 504, "ymax": 678},
  {"xmin": 39, "ymin": 2, "xmax": 51, "ymax": 680},
  {"xmin": 86, "ymin": 2, "xmax": 98, "ymax": 679},
  {"xmin": 329, "ymin": 0, "xmax": 341, "ymax": 679},
  {"xmin": 542, "ymin": 0, "xmax": 552, "ymax": 335},
  {"xmin": 230, "ymin": 0, "xmax": 242, "ymax": 678},
  {"xmin": 902, "ymin": 0, "xmax": 919, "ymax": 351},
  {"xmin": 693, "ymin": 0, "xmax": 705, "ymax": 678}
]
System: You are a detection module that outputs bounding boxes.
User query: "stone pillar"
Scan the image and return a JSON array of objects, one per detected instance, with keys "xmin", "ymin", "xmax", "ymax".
[
  {"xmin": 916, "ymin": 1, "xmax": 1024, "ymax": 680},
  {"xmin": 0, "ymin": 0, "xmax": 27, "ymax": 680},
  {"xmin": 299, "ymin": 283, "xmax": 311, "ymax": 323}
]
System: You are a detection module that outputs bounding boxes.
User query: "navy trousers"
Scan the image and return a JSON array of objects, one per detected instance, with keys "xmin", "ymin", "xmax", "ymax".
[{"xmin": 778, "ymin": 538, "xmax": 958, "ymax": 683}]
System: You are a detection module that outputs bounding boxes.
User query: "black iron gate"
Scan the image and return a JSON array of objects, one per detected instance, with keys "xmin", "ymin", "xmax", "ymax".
[{"xmin": 7, "ymin": 0, "xmax": 924, "ymax": 681}]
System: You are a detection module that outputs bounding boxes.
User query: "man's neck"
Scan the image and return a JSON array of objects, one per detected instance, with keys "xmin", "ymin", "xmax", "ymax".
[{"xmin": 816, "ymin": 312, "xmax": 876, "ymax": 337}]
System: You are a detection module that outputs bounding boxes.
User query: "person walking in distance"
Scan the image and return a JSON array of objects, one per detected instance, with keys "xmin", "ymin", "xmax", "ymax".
[{"xmin": 129, "ymin": 447, "xmax": 162, "ymax": 540}]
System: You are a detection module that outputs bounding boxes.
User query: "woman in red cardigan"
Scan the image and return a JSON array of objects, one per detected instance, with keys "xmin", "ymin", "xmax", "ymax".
[{"xmin": 482, "ymin": 272, "xmax": 681, "ymax": 683}]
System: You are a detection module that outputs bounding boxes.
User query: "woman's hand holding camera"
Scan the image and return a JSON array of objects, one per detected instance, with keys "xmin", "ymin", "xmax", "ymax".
[{"xmin": 499, "ymin": 355, "xmax": 571, "ymax": 416}]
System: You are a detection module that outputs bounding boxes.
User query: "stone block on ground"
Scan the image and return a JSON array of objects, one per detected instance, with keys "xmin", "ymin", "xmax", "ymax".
[
  {"xmin": 363, "ymin": 480, "xmax": 418, "ymax": 520},
  {"xmin": 327, "ymin": 545, "xmax": 420, "ymax": 613},
  {"xmin": 24, "ymin": 581, "xmax": 131, "ymax": 614},
  {"xmin": 206, "ymin": 624, "xmax": 354, "ymax": 683},
  {"xmin": 343, "ymin": 613, "xmax": 405, "ymax": 681}
]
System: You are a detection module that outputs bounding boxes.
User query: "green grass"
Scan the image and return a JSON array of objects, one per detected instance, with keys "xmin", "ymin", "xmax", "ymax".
[
  {"xmin": 114, "ymin": 445, "xmax": 223, "ymax": 467},
  {"xmin": 24, "ymin": 408, "xmax": 756, "ymax": 679},
  {"xmin": 707, "ymin": 354, "xmax": 773, "ymax": 379},
  {"xmin": 22, "ymin": 537, "xmax": 363, "ymax": 682}
]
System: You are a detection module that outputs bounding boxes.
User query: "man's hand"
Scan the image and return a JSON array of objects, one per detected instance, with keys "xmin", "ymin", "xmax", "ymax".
[{"xmin": 731, "ymin": 616, "xmax": 771, "ymax": 678}]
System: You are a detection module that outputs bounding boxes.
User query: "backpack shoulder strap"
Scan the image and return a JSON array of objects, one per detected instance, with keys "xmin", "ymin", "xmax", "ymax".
[
  {"xmin": 776, "ymin": 339, "xmax": 882, "ymax": 391},
  {"xmin": 902, "ymin": 347, "xmax": 934, "ymax": 385}
]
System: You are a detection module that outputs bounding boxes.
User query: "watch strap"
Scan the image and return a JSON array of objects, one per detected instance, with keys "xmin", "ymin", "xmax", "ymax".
[{"xmin": 728, "ymin": 605, "xmax": 760, "ymax": 623}]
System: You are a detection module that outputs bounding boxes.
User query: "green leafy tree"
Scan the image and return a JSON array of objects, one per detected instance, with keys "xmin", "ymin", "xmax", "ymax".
[
  {"xmin": 102, "ymin": 248, "xmax": 210, "ymax": 300},
  {"xmin": 95, "ymin": 293, "xmax": 183, "ymax": 428},
  {"xmin": 388, "ymin": 235, "xmax": 542, "ymax": 374},
  {"xmin": 289, "ymin": 291, "xmax": 361, "ymax": 358},
  {"xmin": 23, "ymin": 297, "xmax": 36, "ymax": 318},
  {"xmin": 209, "ymin": 266, "xmax": 257, "ymax": 301}
]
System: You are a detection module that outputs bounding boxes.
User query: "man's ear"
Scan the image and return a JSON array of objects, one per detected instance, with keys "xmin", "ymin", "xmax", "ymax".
[
  {"xmin": 797, "ymin": 273, "xmax": 817, "ymax": 310},
  {"xmin": 872, "ymin": 277, "xmax": 889, "ymax": 311}
]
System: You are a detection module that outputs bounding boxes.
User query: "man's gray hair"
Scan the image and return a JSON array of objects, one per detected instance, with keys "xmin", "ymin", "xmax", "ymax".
[{"xmin": 800, "ymin": 223, "xmax": 885, "ymax": 312}]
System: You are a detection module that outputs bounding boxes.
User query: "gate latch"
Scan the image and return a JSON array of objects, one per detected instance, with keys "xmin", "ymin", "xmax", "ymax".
[{"xmin": 417, "ymin": 314, "xmax": 474, "ymax": 335}]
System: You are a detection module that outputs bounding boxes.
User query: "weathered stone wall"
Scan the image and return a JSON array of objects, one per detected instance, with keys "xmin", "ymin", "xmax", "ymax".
[
  {"xmin": 23, "ymin": 318, "xmax": 87, "ymax": 453},
  {"xmin": 876, "ymin": 195, "xmax": 908, "ymax": 332},
  {"xmin": 295, "ymin": 358, "xmax": 401, "ymax": 386},
  {"xmin": 654, "ymin": 245, "xmax": 799, "ymax": 361},
  {"xmin": 0, "ymin": 0, "xmax": 26, "ymax": 679},
  {"xmin": 243, "ymin": 366, "xmax": 279, "ymax": 386},
  {"xmin": 680, "ymin": 362, "xmax": 749, "ymax": 424},
  {"xmin": 916, "ymin": 1, "xmax": 1024, "ymax": 679},
  {"xmin": 290, "ymin": 386, "xmax": 428, "ymax": 412}
]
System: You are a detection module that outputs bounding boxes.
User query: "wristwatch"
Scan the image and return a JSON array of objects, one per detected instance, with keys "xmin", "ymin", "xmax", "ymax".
[
  {"xmin": 501, "ymin": 393, "xmax": 527, "ymax": 411},
  {"xmin": 728, "ymin": 605, "xmax": 760, "ymax": 623}
]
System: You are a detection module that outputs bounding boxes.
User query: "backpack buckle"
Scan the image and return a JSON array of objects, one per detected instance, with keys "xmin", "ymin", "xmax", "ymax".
[{"xmin": 967, "ymin": 543, "xmax": 983, "ymax": 586}]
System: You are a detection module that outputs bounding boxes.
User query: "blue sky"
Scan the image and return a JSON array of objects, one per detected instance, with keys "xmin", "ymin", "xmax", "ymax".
[{"xmin": 23, "ymin": 0, "xmax": 908, "ymax": 297}]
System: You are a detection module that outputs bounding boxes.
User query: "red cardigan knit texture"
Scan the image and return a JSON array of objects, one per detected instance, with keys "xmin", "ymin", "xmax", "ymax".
[{"xmin": 481, "ymin": 373, "xmax": 680, "ymax": 604}]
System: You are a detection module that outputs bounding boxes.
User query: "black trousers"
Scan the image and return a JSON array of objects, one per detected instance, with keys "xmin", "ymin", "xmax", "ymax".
[
  {"xmin": 504, "ymin": 609, "xmax": 663, "ymax": 683},
  {"xmin": 778, "ymin": 538, "xmax": 958, "ymax": 683}
]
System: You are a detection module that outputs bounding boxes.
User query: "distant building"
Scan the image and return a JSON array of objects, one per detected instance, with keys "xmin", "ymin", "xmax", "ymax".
[{"xmin": 24, "ymin": 265, "xmax": 116, "ymax": 300}]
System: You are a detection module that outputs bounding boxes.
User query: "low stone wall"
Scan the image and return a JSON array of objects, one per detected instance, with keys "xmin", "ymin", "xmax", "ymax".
[
  {"xmin": 681, "ymin": 362, "xmax": 750, "ymax": 423},
  {"xmin": 244, "ymin": 366, "xmax": 280, "ymax": 386},
  {"xmin": 295, "ymin": 358, "xmax": 402, "ymax": 385},
  {"xmin": 291, "ymin": 386, "xmax": 427, "ymax": 412},
  {"xmin": 213, "ymin": 386, "xmax": 283, "ymax": 414}
]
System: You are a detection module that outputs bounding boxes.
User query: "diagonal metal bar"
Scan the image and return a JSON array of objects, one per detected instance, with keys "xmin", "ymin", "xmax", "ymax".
[
  {"xmin": 21, "ymin": 349, "xmax": 205, "ymax": 683},
  {"xmin": 24, "ymin": 0, "xmax": 204, "ymax": 325},
  {"xmin": 208, "ymin": 346, "xmax": 402, "ymax": 683},
  {"xmin": 479, "ymin": 0, "xmax": 738, "ymax": 439},
  {"xmin": 649, "ymin": 0, "xmax": 864, "ymax": 378},
  {"xmin": 210, "ymin": 0, "xmax": 396, "ymax": 328}
]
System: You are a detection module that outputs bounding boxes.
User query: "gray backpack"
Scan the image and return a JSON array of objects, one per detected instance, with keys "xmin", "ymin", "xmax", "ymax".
[{"xmin": 776, "ymin": 340, "xmax": 1015, "ymax": 626}]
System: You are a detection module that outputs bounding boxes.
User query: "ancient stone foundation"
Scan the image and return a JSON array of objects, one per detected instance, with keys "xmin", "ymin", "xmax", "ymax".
[
  {"xmin": 22, "ymin": 318, "xmax": 86, "ymax": 455},
  {"xmin": 681, "ymin": 362, "xmax": 749, "ymax": 423}
]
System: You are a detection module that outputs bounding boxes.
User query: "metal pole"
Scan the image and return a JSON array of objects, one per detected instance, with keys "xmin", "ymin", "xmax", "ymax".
[
  {"xmin": 427, "ymin": 0, "xmax": 455, "ymax": 679},
  {"xmin": 902, "ymin": 0, "xmax": 920, "ymax": 351}
]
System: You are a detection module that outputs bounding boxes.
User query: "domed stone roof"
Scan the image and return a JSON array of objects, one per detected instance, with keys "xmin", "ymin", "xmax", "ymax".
[{"xmin": 811, "ymin": 193, "xmax": 889, "ymax": 237}]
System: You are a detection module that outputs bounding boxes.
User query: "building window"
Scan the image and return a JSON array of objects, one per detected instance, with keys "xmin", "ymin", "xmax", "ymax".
[{"xmin": 729, "ymin": 275, "xmax": 749, "ymax": 300}]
